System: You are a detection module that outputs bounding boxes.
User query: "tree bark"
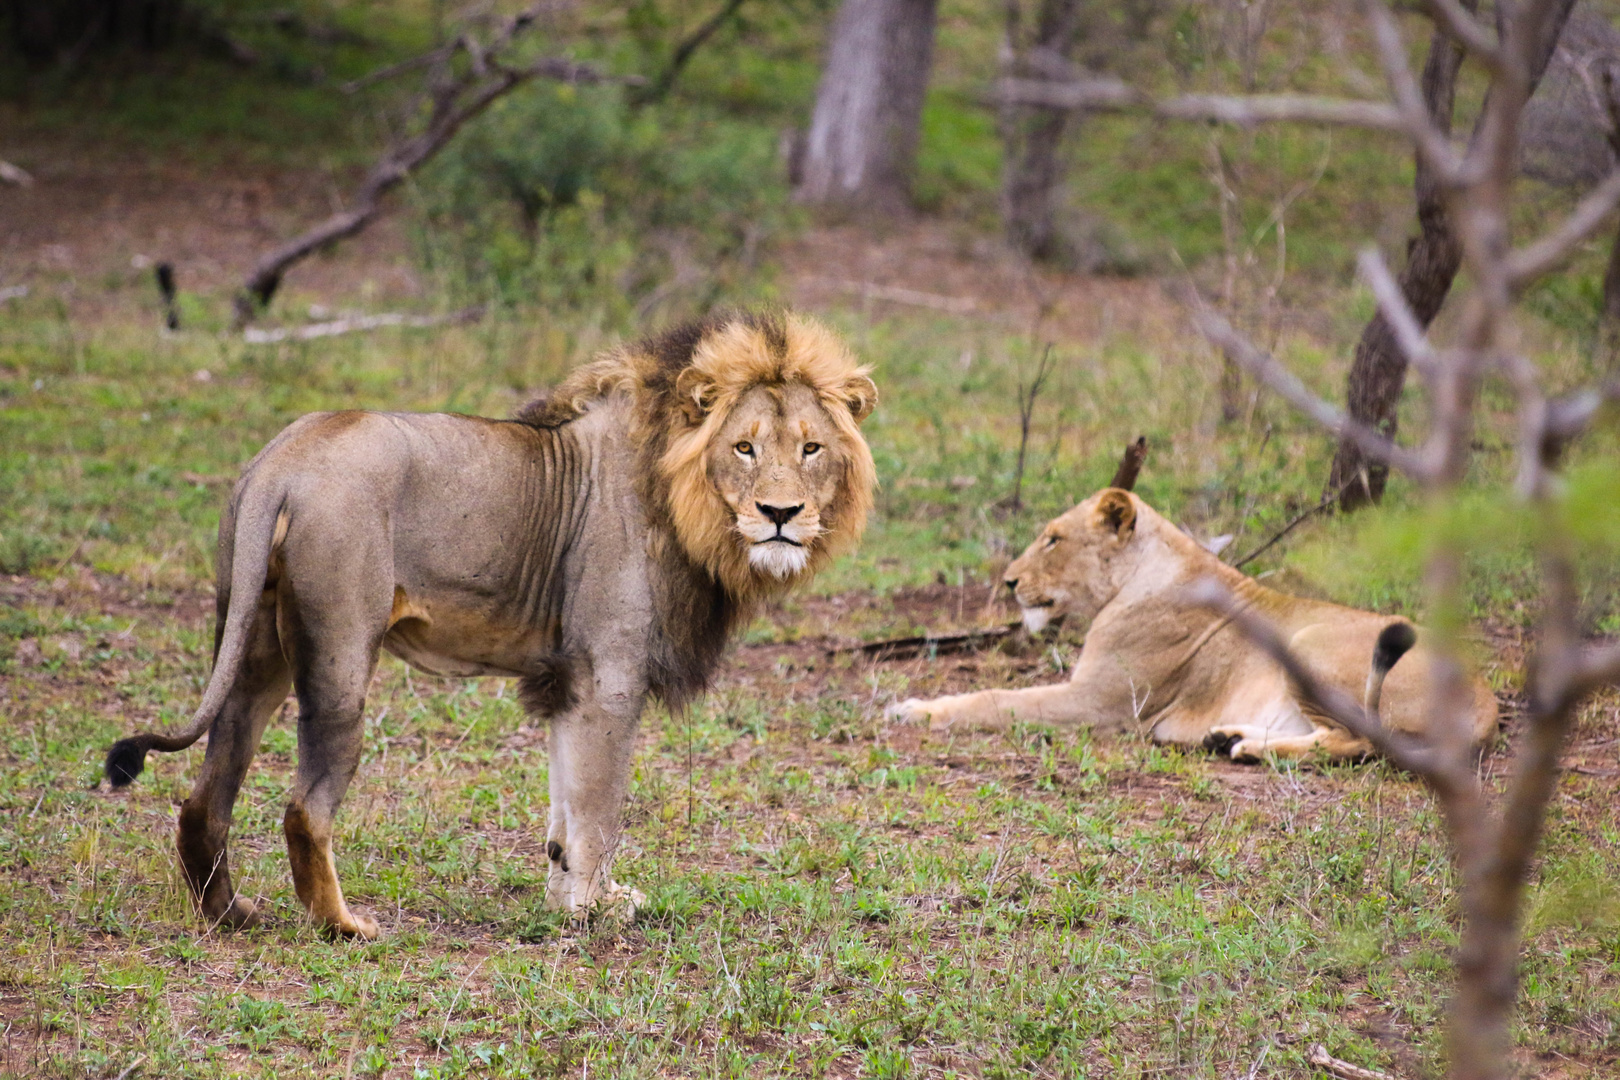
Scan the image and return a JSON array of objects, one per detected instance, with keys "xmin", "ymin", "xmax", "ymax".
[
  {"xmin": 999, "ymin": 0, "xmax": 1087, "ymax": 260},
  {"xmin": 796, "ymin": 0, "xmax": 938, "ymax": 213},
  {"xmin": 1325, "ymin": 0, "xmax": 1575, "ymax": 511}
]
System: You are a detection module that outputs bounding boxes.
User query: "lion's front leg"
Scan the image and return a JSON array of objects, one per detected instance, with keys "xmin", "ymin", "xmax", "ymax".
[
  {"xmin": 888, "ymin": 682, "xmax": 1087, "ymax": 732},
  {"xmin": 543, "ymin": 674, "xmax": 646, "ymax": 917}
]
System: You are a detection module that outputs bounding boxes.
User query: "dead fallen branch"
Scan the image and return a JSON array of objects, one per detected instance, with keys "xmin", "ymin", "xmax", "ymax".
[
  {"xmin": 242, "ymin": 307, "xmax": 483, "ymax": 344},
  {"xmin": 0, "ymin": 159, "xmax": 34, "ymax": 186},
  {"xmin": 1109, "ymin": 436, "xmax": 1148, "ymax": 491},
  {"xmin": 829, "ymin": 622, "xmax": 1024, "ymax": 662},
  {"xmin": 812, "ymin": 278, "xmax": 978, "ymax": 314},
  {"xmin": 234, "ymin": 4, "xmax": 628, "ymax": 328},
  {"xmin": 1307, "ymin": 1044, "xmax": 1399, "ymax": 1080}
]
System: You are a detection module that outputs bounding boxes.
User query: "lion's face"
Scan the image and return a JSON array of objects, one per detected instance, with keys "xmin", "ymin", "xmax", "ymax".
[
  {"xmin": 657, "ymin": 313, "xmax": 877, "ymax": 602},
  {"xmin": 1003, "ymin": 489, "xmax": 1138, "ymax": 634},
  {"xmin": 706, "ymin": 383, "xmax": 848, "ymax": 580}
]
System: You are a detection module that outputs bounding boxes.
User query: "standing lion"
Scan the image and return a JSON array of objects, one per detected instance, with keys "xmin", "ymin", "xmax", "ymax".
[{"xmin": 106, "ymin": 311, "xmax": 877, "ymax": 938}]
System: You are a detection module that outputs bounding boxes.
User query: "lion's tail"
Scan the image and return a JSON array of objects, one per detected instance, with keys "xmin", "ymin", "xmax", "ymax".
[
  {"xmin": 105, "ymin": 479, "xmax": 287, "ymax": 788},
  {"xmin": 1363, "ymin": 621, "xmax": 1417, "ymax": 718}
]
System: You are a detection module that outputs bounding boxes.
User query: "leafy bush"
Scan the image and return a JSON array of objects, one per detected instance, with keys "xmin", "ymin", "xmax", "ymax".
[{"xmin": 414, "ymin": 82, "xmax": 792, "ymax": 319}]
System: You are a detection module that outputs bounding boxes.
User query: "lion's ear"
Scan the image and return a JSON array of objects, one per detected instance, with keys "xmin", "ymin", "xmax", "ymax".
[
  {"xmin": 674, "ymin": 368, "xmax": 718, "ymax": 426},
  {"xmin": 1096, "ymin": 489, "xmax": 1136, "ymax": 538},
  {"xmin": 841, "ymin": 373, "xmax": 878, "ymax": 423}
]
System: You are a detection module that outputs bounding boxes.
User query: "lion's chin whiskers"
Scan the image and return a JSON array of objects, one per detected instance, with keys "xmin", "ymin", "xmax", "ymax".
[
  {"xmin": 1021, "ymin": 605, "xmax": 1054, "ymax": 635},
  {"xmin": 748, "ymin": 542, "xmax": 810, "ymax": 579}
]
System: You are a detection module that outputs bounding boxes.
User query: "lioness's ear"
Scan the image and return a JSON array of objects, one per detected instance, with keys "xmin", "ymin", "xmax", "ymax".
[
  {"xmin": 674, "ymin": 368, "xmax": 717, "ymax": 426},
  {"xmin": 1096, "ymin": 489, "xmax": 1136, "ymax": 537},
  {"xmin": 841, "ymin": 373, "xmax": 878, "ymax": 423}
]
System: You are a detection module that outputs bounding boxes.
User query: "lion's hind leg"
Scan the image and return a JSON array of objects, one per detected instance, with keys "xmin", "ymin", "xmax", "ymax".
[
  {"xmin": 177, "ymin": 590, "xmax": 290, "ymax": 930},
  {"xmin": 277, "ymin": 546, "xmax": 390, "ymax": 940},
  {"xmin": 1205, "ymin": 723, "xmax": 1372, "ymax": 763}
]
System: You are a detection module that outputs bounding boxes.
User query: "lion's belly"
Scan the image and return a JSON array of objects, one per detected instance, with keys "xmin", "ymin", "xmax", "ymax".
[{"xmin": 381, "ymin": 595, "xmax": 555, "ymax": 679}]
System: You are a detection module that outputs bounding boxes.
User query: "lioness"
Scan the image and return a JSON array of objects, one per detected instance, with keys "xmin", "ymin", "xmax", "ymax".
[
  {"xmin": 106, "ymin": 311, "xmax": 877, "ymax": 937},
  {"xmin": 890, "ymin": 488, "xmax": 1496, "ymax": 760}
]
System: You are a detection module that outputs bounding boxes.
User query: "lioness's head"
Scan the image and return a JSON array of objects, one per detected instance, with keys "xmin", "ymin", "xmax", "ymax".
[
  {"xmin": 657, "ymin": 313, "xmax": 877, "ymax": 600},
  {"xmin": 1004, "ymin": 488, "xmax": 1141, "ymax": 634}
]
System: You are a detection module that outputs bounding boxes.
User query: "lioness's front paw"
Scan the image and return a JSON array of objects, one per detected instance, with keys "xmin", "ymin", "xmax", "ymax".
[
  {"xmin": 885, "ymin": 698, "xmax": 932, "ymax": 724},
  {"xmin": 596, "ymin": 880, "xmax": 645, "ymax": 918}
]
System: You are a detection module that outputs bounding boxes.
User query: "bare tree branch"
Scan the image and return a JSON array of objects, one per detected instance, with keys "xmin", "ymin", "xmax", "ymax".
[
  {"xmin": 1424, "ymin": 0, "xmax": 1504, "ymax": 74},
  {"xmin": 1366, "ymin": 0, "xmax": 1465, "ymax": 180},
  {"xmin": 1505, "ymin": 168, "xmax": 1620, "ymax": 287},
  {"xmin": 234, "ymin": 6, "xmax": 631, "ymax": 328},
  {"xmin": 1190, "ymin": 305, "xmax": 1435, "ymax": 482},
  {"xmin": 997, "ymin": 78, "xmax": 1407, "ymax": 130},
  {"xmin": 1356, "ymin": 247, "xmax": 1439, "ymax": 376},
  {"xmin": 630, "ymin": 0, "xmax": 750, "ymax": 107}
]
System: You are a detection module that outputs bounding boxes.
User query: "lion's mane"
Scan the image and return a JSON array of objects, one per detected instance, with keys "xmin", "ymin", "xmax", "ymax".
[{"xmin": 516, "ymin": 310, "xmax": 878, "ymax": 608}]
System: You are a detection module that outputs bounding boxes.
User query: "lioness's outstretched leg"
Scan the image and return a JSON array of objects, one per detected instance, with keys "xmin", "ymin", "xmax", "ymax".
[
  {"xmin": 177, "ymin": 591, "xmax": 290, "ymax": 930},
  {"xmin": 1205, "ymin": 723, "xmax": 1373, "ymax": 762},
  {"xmin": 544, "ymin": 669, "xmax": 646, "ymax": 914},
  {"xmin": 277, "ymin": 558, "xmax": 388, "ymax": 940},
  {"xmin": 889, "ymin": 682, "xmax": 1092, "ymax": 732}
]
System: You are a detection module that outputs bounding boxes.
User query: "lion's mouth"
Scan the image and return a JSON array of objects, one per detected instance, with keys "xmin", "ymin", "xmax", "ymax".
[
  {"xmin": 1020, "ymin": 603, "xmax": 1057, "ymax": 635},
  {"xmin": 760, "ymin": 534, "xmax": 804, "ymax": 547}
]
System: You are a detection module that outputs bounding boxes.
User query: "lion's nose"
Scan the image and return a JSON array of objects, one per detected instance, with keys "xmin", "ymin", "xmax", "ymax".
[
  {"xmin": 1004, "ymin": 578, "xmax": 1019, "ymax": 592},
  {"xmin": 757, "ymin": 502, "xmax": 803, "ymax": 527}
]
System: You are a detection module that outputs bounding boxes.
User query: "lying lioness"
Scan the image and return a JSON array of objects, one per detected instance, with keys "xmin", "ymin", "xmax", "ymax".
[{"xmin": 890, "ymin": 489, "xmax": 1497, "ymax": 760}]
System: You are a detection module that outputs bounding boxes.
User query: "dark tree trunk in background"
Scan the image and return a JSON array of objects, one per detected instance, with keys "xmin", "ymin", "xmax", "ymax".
[
  {"xmin": 796, "ymin": 0, "xmax": 938, "ymax": 213},
  {"xmin": 1326, "ymin": 0, "xmax": 1576, "ymax": 511},
  {"xmin": 999, "ymin": 0, "xmax": 1086, "ymax": 260},
  {"xmin": 7, "ymin": 0, "xmax": 182, "ymax": 61}
]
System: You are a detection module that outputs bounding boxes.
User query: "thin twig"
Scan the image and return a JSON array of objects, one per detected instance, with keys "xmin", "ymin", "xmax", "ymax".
[
  {"xmin": 1231, "ymin": 475, "xmax": 1358, "ymax": 568},
  {"xmin": 1505, "ymin": 168, "xmax": 1620, "ymax": 287}
]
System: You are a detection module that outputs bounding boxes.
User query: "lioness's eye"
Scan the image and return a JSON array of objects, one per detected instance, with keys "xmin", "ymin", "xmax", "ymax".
[
  {"xmin": 1045, "ymin": 535, "xmax": 1060, "ymax": 548},
  {"xmin": 802, "ymin": 442, "xmax": 822, "ymax": 457},
  {"xmin": 735, "ymin": 441, "xmax": 754, "ymax": 456}
]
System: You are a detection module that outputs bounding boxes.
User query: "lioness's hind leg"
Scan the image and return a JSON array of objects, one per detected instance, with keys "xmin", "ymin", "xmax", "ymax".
[
  {"xmin": 1205, "ymin": 724, "xmax": 1373, "ymax": 762},
  {"xmin": 178, "ymin": 593, "xmax": 289, "ymax": 930},
  {"xmin": 278, "ymin": 565, "xmax": 388, "ymax": 940}
]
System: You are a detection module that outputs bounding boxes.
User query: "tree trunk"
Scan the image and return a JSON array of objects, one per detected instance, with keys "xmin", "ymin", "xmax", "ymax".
[
  {"xmin": 1000, "ymin": 0, "xmax": 1086, "ymax": 260},
  {"xmin": 1326, "ymin": 0, "xmax": 1576, "ymax": 511},
  {"xmin": 8, "ymin": 0, "xmax": 182, "ymax": 60},
  {"xmin": 796, "ymin": 0, "xmax": 938, "ymax": 213}
]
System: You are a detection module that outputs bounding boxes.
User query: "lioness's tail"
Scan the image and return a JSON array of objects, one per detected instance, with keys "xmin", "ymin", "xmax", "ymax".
[
  {"xmin": 105, "ymin": 479, "xmax": 287, "ymax": 787},
  {"xmin": 1363, "ymin": 621, "xmax": 1417, "ymax": 717}
]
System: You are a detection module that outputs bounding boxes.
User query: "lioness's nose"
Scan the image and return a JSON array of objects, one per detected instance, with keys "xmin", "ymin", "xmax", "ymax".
[
  {"xmin": 758, "ymin": 502, "xmax": 803, "ymax": 527},
  {"xmin": 1004, "ymin": 578, "xmax": 1018, "ymax": 592}
]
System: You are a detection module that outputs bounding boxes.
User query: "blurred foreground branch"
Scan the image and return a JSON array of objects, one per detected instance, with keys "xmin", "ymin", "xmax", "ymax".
[
  {"xmin": 1169, "ymin": 1, "xmax": 1620, "ymax": 1077},
  {"xmin": 233, "ymin": 6, "xmax": 629, "ymax": 328}
]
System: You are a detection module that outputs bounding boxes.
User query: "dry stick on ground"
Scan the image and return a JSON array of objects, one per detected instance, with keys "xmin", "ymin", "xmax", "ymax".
[
  {"xmin": 850, "ymin": 436, "xmax": 1149, "ymax": 660},
  {"xmin": 1168, "ymin": 2, "xmax": 1620, "ymax": 1077},
  {"xmin": 1107, "ymin": 435, "xmax": 1148, "ymax": 491},
  {"xmin": 233, "ymin": 6, "xmax": 627, "ymax": 328}
]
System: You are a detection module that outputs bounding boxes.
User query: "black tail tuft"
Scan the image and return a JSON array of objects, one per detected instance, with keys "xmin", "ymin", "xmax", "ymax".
[
  {"xmin": 1373, "ymin": 622, "xmax": 1418, "ymax": 674},
  {"xmin": 105, "ymin": 737, "xmax": 149, "ymax": 788}
]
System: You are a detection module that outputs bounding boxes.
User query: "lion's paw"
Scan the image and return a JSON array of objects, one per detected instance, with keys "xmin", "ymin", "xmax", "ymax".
[
  {"xmin": 1204, "ymin": 727, "xmax": 1262, "ymax": 763},
  {"xmin": 885, "ymin": 698, "xmax": 932, "ymax": 724}
]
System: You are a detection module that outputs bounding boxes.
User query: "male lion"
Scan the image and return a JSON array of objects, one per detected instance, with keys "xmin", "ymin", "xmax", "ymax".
[
  {"xmin": 106, "ymin": 311, "xmax": 877, "ymax": 938},
  {"xmin": 890, "ymin": 488, "xmax": 1497, "ymax": 760}
]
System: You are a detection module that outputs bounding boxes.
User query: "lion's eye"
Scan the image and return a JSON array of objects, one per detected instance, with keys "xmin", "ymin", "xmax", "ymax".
[
  {"xmin": 802, "ymin": 442, "xmax": 822, "ymax": 457},
  {"xmin": 734, "ymin": 441, "xmax": 754, "ymax": 457},
  {"xmin": 1045, "ymin": 535, "xmax": 1060, "ymax": 548}
]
